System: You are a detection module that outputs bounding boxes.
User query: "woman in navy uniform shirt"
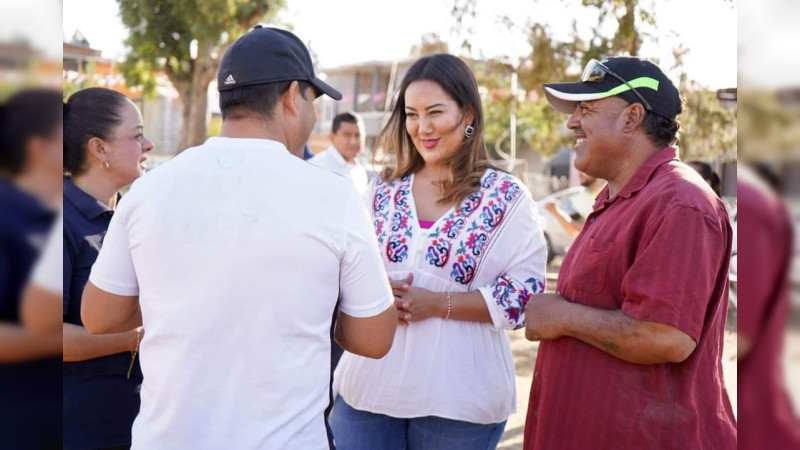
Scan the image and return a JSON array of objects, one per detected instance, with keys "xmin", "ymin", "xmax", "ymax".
[
  {"xmin": 0, "ymin": 89, "xmax": 63, "ymax": 449},
  {"xmin": 62, "ymin": 88, "xmax": 153, "ymax": 450}
]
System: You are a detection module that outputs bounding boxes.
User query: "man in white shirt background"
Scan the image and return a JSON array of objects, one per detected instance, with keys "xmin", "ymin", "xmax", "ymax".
[
  {"xmin": 309, "ymin": 112, "xmax": 369, "ymax": 195},
  {"xmin": 80, "ymin": 26, "xmax": 397, "ymax": 450}
]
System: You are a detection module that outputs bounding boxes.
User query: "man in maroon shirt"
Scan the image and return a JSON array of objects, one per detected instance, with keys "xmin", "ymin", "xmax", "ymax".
[
  {"xmin": 737, "ymin": 164, "xmax": 800, "ymax": 449},
  {"xmin": 522, "ymin": 57, "xmax": 737, "ymax": 449}
]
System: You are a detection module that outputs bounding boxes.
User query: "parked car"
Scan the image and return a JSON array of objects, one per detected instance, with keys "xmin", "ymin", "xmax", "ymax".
[{"xmin": 536, "ymin": 186, "xmax": 590, "ymax": 264}]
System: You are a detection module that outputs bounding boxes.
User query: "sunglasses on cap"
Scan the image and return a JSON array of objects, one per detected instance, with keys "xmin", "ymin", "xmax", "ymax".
[{"xmin": 581, "ymin": 59, "xmax": 654, "ymax": 112}]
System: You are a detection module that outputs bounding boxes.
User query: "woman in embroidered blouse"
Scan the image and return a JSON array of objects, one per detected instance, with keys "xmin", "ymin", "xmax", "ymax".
[{"xmin": 331, "ymin": 54, "xmax": 547, "ymax": 449}]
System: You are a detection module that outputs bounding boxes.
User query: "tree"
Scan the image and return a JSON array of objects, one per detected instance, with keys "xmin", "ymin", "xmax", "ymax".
[
  {"xmin": 453, "ymin": 0, "xmax": 735, "ymax": 163},
  {"xmin": 410, "ymin": 33, "xmax": 449, "ymax": 57},
  {"xmin": 117, "ymin": 0, "xmax": 285, "ymax": 151},
  {"xmin": 472, "ymin": 41, "xmax": 574, "ymax": 160},
  {"xmin": 677, "ymin": 88, "xmax": 737, "ymax": 161},
  {"xmin": 581, "ymin": 0, "xmax": 657, "ymax": 60},
  {"xmin": 471, "ymin": 21, "xmax": 580, "ymax": 159},
  {"xmin": 669, "ymin": 44, "xmax": 737, "ymax": 162}
]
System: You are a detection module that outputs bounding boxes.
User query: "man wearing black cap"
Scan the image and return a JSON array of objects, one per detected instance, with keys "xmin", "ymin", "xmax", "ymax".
[
  {"xmin": 81, "ymin": 26, "xmax": 397, "ymax": 449},
  {"xmin": 521, "ymin": 57, "xmax": 736, "ymax": 449}
]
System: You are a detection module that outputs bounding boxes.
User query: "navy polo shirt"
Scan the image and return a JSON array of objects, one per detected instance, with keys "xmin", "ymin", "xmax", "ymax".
[
  {"xmin": 63, "ymin": 177, "xmax": 142, "ymax": 450},
  {"xmin": 0, "ymin": 177, "xmax": 61, "ymax": 450}
]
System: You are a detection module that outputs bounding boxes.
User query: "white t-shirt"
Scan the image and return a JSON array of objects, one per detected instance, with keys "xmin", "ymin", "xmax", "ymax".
[
  {"xmin": 89, "ymin": 137, "xmax": 393, "ymax": 450},
  {"xmin": 308, "ymin": 145, "xmax": 369, "ymax": 196},
  {"xmin": 335, "ymin": 169, "xmax": 548, "ymax": 424},
  {"xmin": 30, "ymin": 210, "xmax": 63, "ymax": 295}
]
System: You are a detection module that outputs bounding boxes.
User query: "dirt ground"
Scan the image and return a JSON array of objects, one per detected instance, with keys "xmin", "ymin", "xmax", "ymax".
[{"xmin": 496, "ymin": 265, "xmax": 800, "ymax": 449}]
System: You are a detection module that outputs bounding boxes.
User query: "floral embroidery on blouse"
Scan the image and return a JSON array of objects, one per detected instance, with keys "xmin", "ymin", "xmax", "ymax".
[
  {"xmin": 373, "ymin": 178, "xmax": 392, "ymax": 246},
  {"xmin": 373, "ymin": 175, "xmax": 414, "ymax": 263},
  {"xmin": 428, "ymin": 170, "xmax": 523, "ymax": 286},
  {"xmin": 372, "ymin": 170, "xmax": 524, "ymax": 277},
  {"xmin": 369, "ymin": 168, "xmax": 545, "ymax": 330},
  {"xmin": 493, "ymin": 275, "xmax": 546, "ymax": 329}
]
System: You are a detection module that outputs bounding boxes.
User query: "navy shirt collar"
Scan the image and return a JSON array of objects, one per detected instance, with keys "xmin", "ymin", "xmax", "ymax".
[{"xmin": 63, "ymin": 177, "xmax": 112, "ymax": 220}]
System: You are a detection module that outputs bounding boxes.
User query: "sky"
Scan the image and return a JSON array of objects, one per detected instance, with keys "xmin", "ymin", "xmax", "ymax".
[
  {"xmin": 738, "ymin": 0, "xmax": 800, "ymax": 88},
  {"xmin": 0, "ymin": 0, "xmax": 63, "ymax": 58},
  {"xmin": 61, "ymin": 0, "xmax": 738, "ymax": 89}
]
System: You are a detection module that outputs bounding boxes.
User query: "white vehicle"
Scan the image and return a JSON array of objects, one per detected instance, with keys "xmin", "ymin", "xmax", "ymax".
[
  {"xmin": 535, "ymin": 186, "xmax": 589, "ymax": 264},
  {"xmin": 724, "ymin": 200, "xmax": 737, "ymax": 309}
]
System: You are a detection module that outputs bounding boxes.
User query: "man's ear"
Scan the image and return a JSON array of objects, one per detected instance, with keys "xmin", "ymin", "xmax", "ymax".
[
  {"xmin": 623, "ymin": 103, "xmax": 646, "ymax": 132},
  {"xmin": 282, "ymin": 81, "xmax": 301, "ymax": 118}
]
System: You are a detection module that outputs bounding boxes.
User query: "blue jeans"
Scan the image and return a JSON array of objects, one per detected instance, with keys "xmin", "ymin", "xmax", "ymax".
[{"xmin": 329, "ymin": 396, "xmax": 506, "ymax": 450}]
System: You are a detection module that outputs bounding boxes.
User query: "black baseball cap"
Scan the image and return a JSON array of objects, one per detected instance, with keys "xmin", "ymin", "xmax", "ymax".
[
  {"xmin": 544, "ymin": 57, "xmax": 681, "ymax": 121},
  {"xmin": 217, "ymin": 26, "xmax": 342, "ymax": 100}
]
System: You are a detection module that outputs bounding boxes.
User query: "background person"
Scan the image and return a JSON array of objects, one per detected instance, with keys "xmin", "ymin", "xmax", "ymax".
[
  {"xmin": 543, "ymin": 171, "xmax": 606, "ymax": 238},
  {"xmin": 309, "ymin": 111, "xmax": 369, "ymax": 195},
  {"xmin": 688, "ymin": 160, "xmax": 722, "ymax": 197},
  {"xmin": 737, "ymin": 163, "xmax": 800, "ymax": 449},
  {"xmin": 0, "ymin": 88, "xmax": 62, "ymax": 450}
]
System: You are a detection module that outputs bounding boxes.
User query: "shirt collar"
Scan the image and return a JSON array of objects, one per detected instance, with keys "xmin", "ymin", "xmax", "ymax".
[
  {"xmin": 63, "ymin": 177, "xmax": 112, "ymax": 220},
  {"xmin": 595, "ymin": 146, "xmax": 679, "ymax": 207}
]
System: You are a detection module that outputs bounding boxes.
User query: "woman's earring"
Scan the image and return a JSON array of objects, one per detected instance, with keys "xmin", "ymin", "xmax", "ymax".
[
  {"xmin": 102, "ymin": 160, "xmax": 110, "ymax": 170},
  {"xmin": 464, "ymin": 124, "xmax": 475, "ymax": 139}
]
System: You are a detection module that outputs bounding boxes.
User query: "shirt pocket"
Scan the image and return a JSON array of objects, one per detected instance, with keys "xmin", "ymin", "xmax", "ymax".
[{"xmin": 572, "ymin": 236, "xmax": 615, "ymax": 294}]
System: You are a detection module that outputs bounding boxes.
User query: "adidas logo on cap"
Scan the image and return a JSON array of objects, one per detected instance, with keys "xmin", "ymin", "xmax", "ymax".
[{"xmin": 224, "ymin": 74, "xmax": 236, "ymax": 85}]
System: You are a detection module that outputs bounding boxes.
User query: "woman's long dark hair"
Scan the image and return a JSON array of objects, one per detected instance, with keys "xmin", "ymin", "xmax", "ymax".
[{"xmin": 376, "ymin": 54, "xmax": 492, "ymax": 205}]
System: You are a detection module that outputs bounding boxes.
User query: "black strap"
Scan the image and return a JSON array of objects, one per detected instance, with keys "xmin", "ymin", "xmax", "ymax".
[{"xmin": 324, "ymin": 296, "xmax": 344, "ymax": 449}]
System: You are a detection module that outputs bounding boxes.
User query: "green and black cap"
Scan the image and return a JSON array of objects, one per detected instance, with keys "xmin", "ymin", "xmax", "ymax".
[{"xmin": 544, "ymin": 57, "xmax": 681, "ymax": 121}]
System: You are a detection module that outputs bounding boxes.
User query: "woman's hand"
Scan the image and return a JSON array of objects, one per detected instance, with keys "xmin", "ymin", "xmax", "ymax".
[{"xmin": 389, "ymin": 273, "xmax": 446, "ymax": 326}]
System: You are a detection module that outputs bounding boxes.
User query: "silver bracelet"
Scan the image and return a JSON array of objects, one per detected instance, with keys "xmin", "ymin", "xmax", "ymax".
[{"xmin": 444, "ymin": 291, "xmax": 452, "ymax": 320}]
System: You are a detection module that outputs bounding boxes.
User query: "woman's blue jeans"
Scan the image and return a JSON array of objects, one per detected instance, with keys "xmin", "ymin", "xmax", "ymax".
[{"xmin": 329, "ymin": 396, "xmax": 506, "ymax": 450}]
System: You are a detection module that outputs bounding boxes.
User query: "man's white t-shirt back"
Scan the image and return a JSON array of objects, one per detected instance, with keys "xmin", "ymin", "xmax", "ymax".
[{"xmin": 89, "ymin": 137, "xmax": 393, "ymax": 450}]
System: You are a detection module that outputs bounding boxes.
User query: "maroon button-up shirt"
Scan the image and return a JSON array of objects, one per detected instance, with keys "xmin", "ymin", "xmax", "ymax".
[
  {"xmin": 737, "ymin": 169, "xmax": 800, "ymax": 449},
  {"xmin": 524, "ymin": 147, "xmax": 737, "ymax": 449}
]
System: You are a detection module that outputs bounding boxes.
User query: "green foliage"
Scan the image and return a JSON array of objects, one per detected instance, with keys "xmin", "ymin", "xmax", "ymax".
[
  {"xmin": 581, "ymin": 0, "xmax": 656, "ymax": 58},
  {"xmin": 63, "ymin": 79, "xmax": 100, "ymax": 99},
  {"xmin": 738, "ymin": 90, "xmax": 800, "ymax": 162},
  {"xmin": 518, "ymin": 23, "xmax": 578, "ymax": 94},
  {"xmin": 410, "ymin": 33, "xmax": 450, "ymax": 57},
  {"xmin": 452, "ymin": 0, "xmax": 736, "ymax": 162},
  {"xmin": 117, "ymin": 0, "xmax": 283, "ymax": 89},
  {"xmin": 678, "ymin": 89, "xmax": 737, "ymax": 162},
  {"xmin": 474, "ymin": 57, "xmax": 572, "ymax": 159},
  {"xmin": 116, "ymin": 0, "xmax": 285, "ymax": 149}
]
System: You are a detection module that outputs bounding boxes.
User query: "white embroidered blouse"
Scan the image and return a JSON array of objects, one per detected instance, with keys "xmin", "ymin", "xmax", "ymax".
[{"xmin": 334, "ymin": 167, "xmax": 548, "ymax": 424}]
